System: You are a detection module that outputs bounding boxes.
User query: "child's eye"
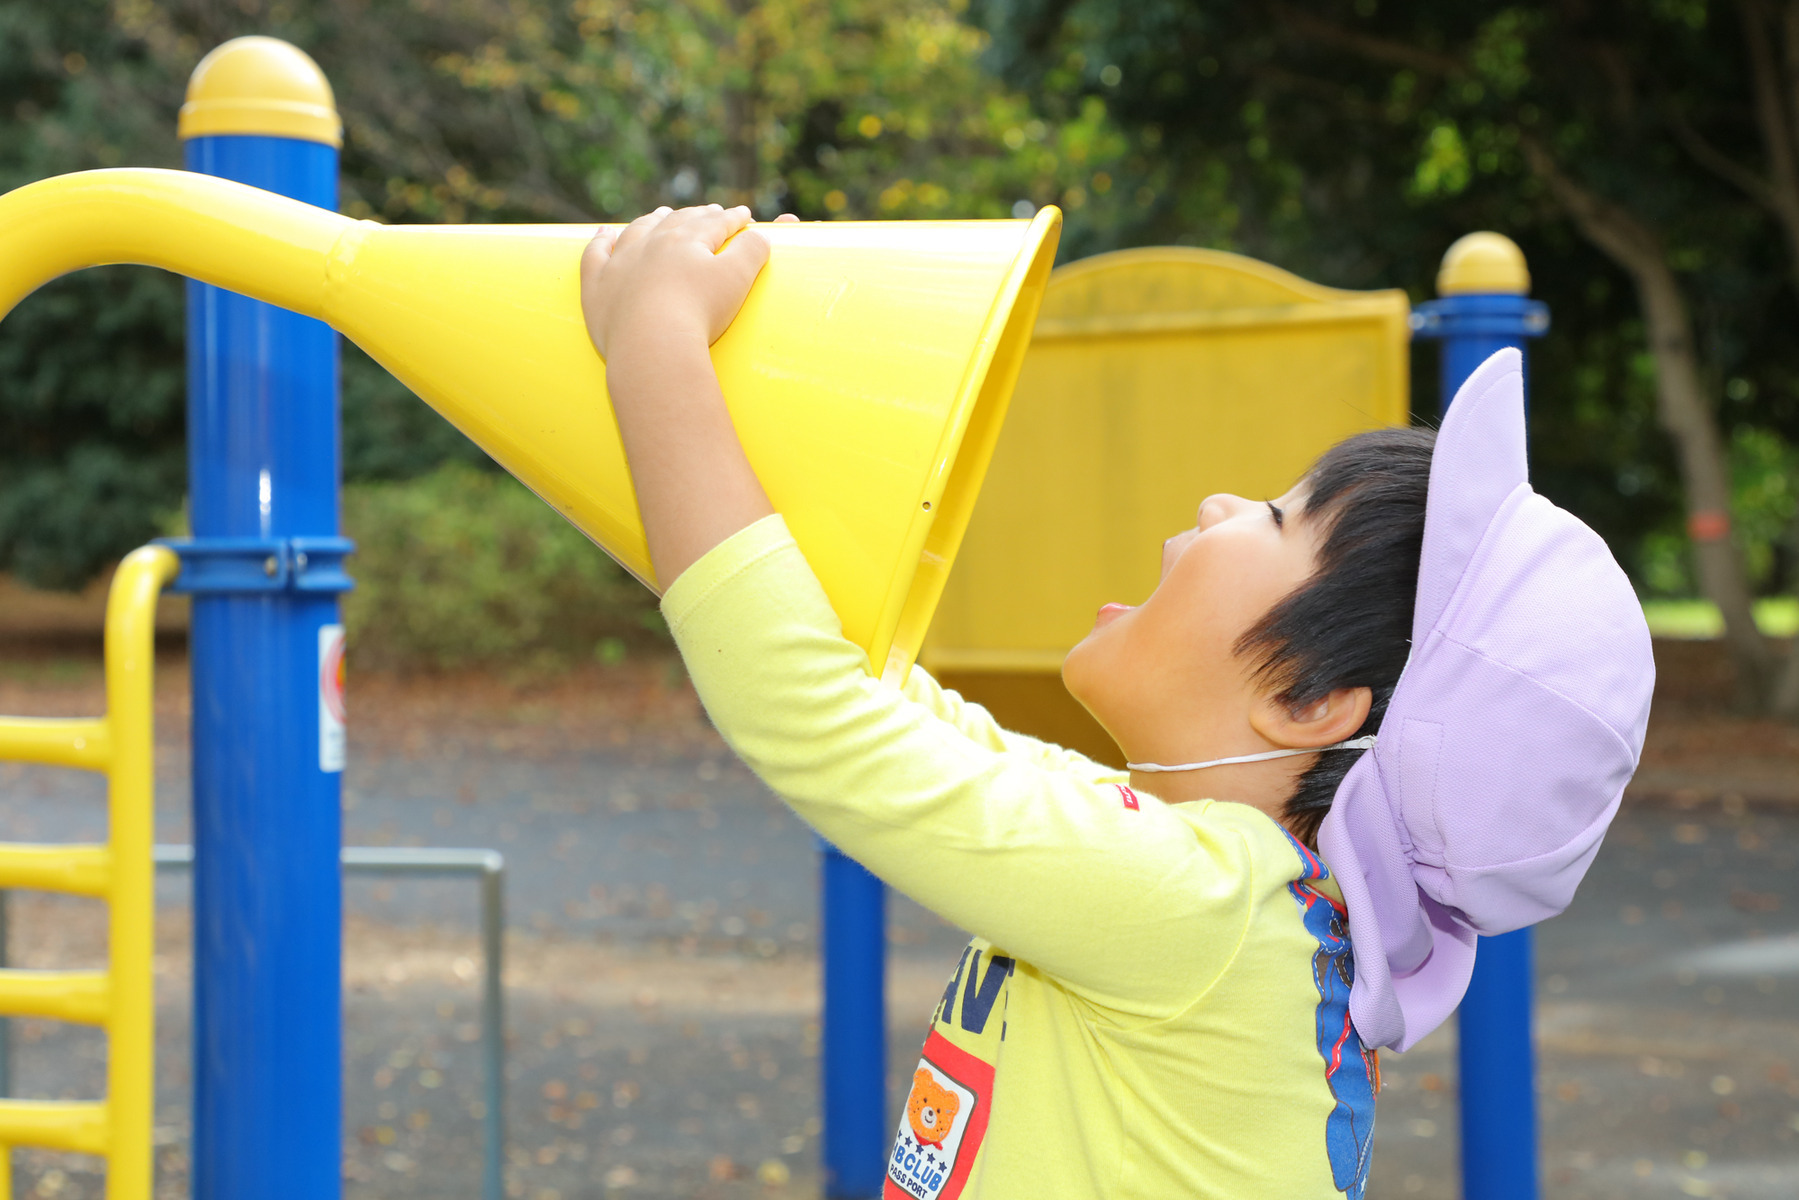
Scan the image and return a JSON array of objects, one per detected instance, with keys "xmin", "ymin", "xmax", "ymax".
[{"xmin": 1267, "ymin": 501, "xmax": 1284, "ymax": 529}]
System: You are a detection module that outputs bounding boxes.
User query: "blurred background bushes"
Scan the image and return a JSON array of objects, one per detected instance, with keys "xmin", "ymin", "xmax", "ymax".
[{"xmin": 341, "ymin": 464, "xmax": 660, "ymax": 671}]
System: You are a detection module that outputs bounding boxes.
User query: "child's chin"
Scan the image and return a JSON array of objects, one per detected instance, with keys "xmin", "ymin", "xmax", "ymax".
[{"xmin": 1060, "ymin": 638, "xmax": 1105, "ymax": 708}]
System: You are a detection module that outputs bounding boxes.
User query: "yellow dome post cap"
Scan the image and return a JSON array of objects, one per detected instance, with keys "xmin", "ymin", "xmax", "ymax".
[
  {"xmin": 1436, "ymin": 231, "xmax": 1529, "ymax": 296},
  {"xmin": 178, "ymin": 37, "xmax": 342, "ymax": 147}
]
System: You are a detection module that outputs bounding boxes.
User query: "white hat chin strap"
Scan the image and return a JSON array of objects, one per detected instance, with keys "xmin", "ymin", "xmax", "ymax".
[{"xmin": 1127, "ymin": 735, "xmax": 1377, "ymax": 774}]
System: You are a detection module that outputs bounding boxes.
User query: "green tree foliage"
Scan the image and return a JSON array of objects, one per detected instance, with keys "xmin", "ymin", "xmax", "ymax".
[
  {"xmin": 1, "ymin": 0, "xmax": 501, "ymax": 585},
  {"xmin": 2, "ymin": 0, "xmax": 1130, "ymax": 588},
  {"xmin": 358, "ymin": 0, "xmax": 1132, "ymax": 234},
  {"xmin": 971, "ymin": 0, "xmax": 1799, "ymax": 706},
  {"xmin": 0, "ymin": 2, "xmax": 188, "ymax": 587},
  {"xmin": 341, "ymin": 463, "xmax": 654, "ymax": 670}
]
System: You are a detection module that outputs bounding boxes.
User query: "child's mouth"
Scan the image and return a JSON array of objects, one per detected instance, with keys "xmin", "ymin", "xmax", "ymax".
[{"xmin": 1095, "ymin": 602, "xmax": 1134, "ymax": 628}]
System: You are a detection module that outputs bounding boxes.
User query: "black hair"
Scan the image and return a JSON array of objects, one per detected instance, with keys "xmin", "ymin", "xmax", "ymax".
[{"xmin": 1235, "ymin": 426, "xmax": 1436, "ymax": 848}]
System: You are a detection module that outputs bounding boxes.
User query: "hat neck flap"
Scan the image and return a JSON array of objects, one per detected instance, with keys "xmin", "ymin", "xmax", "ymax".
[{"xmin": 1411, "ymin": 347, "xmax": 1528, "ymax": 645}]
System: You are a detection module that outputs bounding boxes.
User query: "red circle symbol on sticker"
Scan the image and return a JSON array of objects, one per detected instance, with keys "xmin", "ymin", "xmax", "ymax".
[{"xmin": 320, "ymin": 629, "xmax": 346, "ymax": 723}]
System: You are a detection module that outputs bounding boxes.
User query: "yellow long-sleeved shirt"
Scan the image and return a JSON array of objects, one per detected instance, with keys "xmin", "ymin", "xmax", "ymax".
[{"xmin": 662, "ymin": 516, "xmax": 1378, "ymax": 1200}]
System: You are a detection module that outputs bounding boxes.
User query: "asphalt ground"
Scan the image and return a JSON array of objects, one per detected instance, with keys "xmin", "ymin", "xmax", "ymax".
[{"xmin": 0, "ymin": 654, "xmax": 1795, "ymax": 1199}]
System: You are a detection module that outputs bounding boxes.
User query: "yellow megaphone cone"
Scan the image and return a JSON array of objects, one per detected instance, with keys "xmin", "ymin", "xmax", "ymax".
[{"xmin": 0, "ymin": 169, "xmax": 1061, "ymax": 680}]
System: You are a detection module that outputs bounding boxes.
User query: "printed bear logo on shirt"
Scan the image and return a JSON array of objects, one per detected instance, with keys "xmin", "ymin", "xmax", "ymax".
[{"xmin": 905, "ymin": 1068, "xmax": 960, "ymax": 1146}]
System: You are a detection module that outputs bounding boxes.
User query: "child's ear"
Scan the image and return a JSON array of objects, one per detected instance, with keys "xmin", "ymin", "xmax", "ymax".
[{"xmin": 1249, "ymin": 686, "xmax": 1373, "ymax": 749}]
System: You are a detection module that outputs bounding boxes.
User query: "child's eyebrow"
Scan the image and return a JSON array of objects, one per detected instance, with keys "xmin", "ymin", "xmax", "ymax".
[{"xmin": 1267, "ymin": 500, "xmax": 1284, "ymax": 529}]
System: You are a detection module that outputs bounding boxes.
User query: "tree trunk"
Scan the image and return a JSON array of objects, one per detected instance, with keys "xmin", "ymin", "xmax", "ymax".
[
  {"xmin": 1274, "ymin": 13, "xmax": 1783, "ymax": 707},
  {"xmin": 1524, "ymin": 141, "xmax": 1775, "ymax": 707},
  {"xmin": 1633, "ymin": 261, "xmax": 1773, "ymax": 708}
]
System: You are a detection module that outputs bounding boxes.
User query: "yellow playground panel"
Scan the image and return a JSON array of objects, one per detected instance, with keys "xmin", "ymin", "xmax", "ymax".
[
  {"xmin": 0, "ymin": 545, "xmax": 174, "ymax": 1199},
  {"xmin": 922, "ymin": 247, "xmax": 1411, "ymax": 763}
]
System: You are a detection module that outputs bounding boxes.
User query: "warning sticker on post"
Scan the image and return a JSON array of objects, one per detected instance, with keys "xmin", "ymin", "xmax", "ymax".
[{"xmin": 319, "ymin": 624, "xmax": 346, "ymax": 773}]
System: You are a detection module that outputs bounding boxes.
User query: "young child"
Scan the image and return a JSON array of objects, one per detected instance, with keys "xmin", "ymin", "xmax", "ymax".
[{"xmin": 578, "ymin": 205, "xmax": 1654, "ymax": 1199}]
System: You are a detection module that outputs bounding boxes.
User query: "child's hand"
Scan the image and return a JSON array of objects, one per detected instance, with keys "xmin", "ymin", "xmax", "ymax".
[
  {"xmin": 577, "ymin": 205, "xmax": 795, "ymax": 586},
  {"xmin": 580, "ymin": 204, "xmax": 782, "ymax": 362}
]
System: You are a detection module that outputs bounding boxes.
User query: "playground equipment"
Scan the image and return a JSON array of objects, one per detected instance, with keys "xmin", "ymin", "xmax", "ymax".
[
  {"xmin": 177, "ymin": 41, "xmax": 349, "ymax": 1195},
  {"xmin": 0, "ymin": 545, "xmax": 177, "ymax": 1200},
  {"xmin": 0, "ymin": 35, "xmax": 1059, "ymax": 1200},
  {"xmin": 1413, "ymin": 231, "xmax": 1550, "ymax": 1200},
  {"xmin": 0, "ymin": 31, "xmax": 1560, "ymax": 1200}
]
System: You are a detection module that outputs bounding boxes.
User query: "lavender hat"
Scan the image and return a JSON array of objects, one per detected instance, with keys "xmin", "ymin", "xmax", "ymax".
[{"xmin": 1317, "ymin": 348, "xmax": 1654, "ymax": 1052}]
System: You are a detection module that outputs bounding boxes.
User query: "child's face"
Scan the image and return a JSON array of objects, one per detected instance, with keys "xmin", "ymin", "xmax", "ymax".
[{"xmin": 1062, "ymin": 483, "xmax": 1327, "ymax": 766}]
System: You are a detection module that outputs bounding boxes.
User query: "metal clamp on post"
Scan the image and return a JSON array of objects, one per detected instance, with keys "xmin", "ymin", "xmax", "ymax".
[
  {"xmin": 1409, "ymin": 294, "xmax": 1550, "ymax": 340},
  {"xmin": 153, "ymin": 537, "xmax": 355, "ymax": 595}
]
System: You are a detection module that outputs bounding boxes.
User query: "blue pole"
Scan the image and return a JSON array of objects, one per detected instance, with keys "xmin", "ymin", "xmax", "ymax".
[
  {"xmin": 1411, "ymin": 235, "xmax": 1548, "ymax": 1200},
  {"xmin": 170, "ymin": 39, "xmax": 350, "ymax": 1200},
  {"xmin": 819, "ymin": 840, "xmax": 887, "ymax": 1198}
]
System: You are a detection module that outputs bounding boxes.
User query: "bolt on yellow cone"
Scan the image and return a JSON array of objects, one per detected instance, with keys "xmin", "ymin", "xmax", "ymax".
[{"xmin": 0, "ymin": 169, "xmax": 1061, "ymax": 680}]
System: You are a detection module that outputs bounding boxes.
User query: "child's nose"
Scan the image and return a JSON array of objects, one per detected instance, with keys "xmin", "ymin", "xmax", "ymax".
[{"xmin": 1196, "ymin": 493, "xmax": 1249, "ymax": 530}]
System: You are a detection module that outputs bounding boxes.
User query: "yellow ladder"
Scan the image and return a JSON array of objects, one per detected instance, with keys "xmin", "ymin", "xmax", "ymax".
[{"xmin": 0, "ymin": 545, "xmax": 176, "ymax": 1199}]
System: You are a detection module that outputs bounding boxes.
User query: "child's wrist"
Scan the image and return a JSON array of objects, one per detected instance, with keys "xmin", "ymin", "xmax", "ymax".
[
  {"xmin": 603, "ymin": 320, "xmax": 717, "ymax": 419},
  {"xmin": 601, "ymin": 307, "xmax": 709, "ymax": 365}
]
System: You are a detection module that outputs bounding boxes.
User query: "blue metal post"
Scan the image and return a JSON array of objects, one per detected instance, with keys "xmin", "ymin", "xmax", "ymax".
[
  {"xmin": 1411, "ymin": 236, "xmax": 1548, "ymax": 1200},
  {"xmin": 819, "ymin": 840, "xmax": 888, "ymax": 1198},
  {"xmin": 1413, "ymin": 292, "xmax": 1550, "ymax": 416},
  {"xmin": 173, "ymin": 39, "xmax": 350, "ymax": 1200}
]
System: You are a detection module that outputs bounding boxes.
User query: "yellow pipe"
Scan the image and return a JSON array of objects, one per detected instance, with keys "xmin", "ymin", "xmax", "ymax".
[
  {"xmin": 0, "ymin": 719, "xmax": 110, "ymax": 772},
  {"xmin": 0, "ymin": 846, "xmax": 110, "ymax": 897},
  {"xmin": 101, "ymin": 545, "xmax": 175, "ymax": 1199},
  {"xmin": 0, "ymin": 169, "xmax": 339, "ymax": 324},
  {"xmin": 0, "ymin": 971, "xmax": 109, "ymax": 1026},
  {"xmin": 0, "ymin": 545, "xmax": 172, "ymax": 1196},
  {"xmin": 0, "ymin": 1103, "xmax": 109, "ymax": 1157},
  {"xmin": 0, "ymin": 169, "xmax": 1058, "ymax": 681}
]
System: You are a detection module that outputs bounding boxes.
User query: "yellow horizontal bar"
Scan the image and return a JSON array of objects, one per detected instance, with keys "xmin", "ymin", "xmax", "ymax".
[
  {"xmin": 1031, "ymin": 297, "xmax": 1406, "ymax": 343},
  {"xmin": 0, "ymin": 1099, "xmax": 107, "ymax": 1155},
  {"xmin": 0, "ymin": 718, "xmax": 110, "ymax": 771},
  {"xmin": 0, "ymin": 970, "xmax": 108, "ymax": 1025},
  {"xmin": 0, "ymin": 845, "xmax": 110, "ymax": 897}
]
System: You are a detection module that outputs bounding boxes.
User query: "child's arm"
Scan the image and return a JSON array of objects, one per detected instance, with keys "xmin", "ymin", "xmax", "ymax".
[
  {"xmin": 900, "ymin": 668, "xmax": 1126, "ymax": 785},
  {"xmin": 579, "ymin": 204, "xmax": 782, "ymax": 588}
]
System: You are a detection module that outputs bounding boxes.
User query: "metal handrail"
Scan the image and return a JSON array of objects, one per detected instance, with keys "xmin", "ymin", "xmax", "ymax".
[
  {"xmin": 154, "ymin": 844, "xmax": 505, "ymax": 1200},
  {"xmin": 0, "ymin": 844, "xmax": 505, "ymax": 1200}
]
